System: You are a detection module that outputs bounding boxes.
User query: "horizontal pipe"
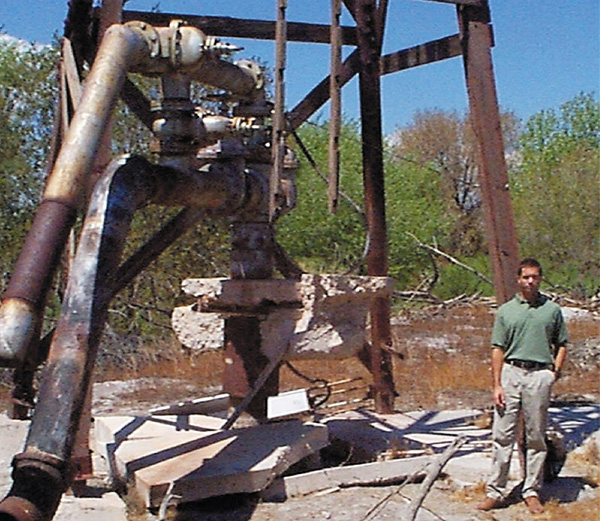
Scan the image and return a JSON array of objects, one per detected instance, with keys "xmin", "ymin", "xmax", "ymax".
[{"xmin": 152, "ymin": 162, "xmax": 266, "ymax": 213}]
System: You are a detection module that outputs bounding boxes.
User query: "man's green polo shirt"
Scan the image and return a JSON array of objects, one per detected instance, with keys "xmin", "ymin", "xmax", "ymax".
[{"xmin": 491, "ymin": 293, "xmax": 568, "ymax": 364}]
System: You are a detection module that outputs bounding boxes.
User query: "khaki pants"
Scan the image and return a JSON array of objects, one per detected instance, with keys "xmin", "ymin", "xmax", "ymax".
[{"xmin": 486, "ymin": 363, "xmax": 555, "ymax": 500}]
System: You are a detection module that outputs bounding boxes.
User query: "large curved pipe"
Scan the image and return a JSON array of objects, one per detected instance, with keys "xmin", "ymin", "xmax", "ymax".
[
  {"xmin": 0, "ymin": 156, "xmax": 158, "ymax": 521},
  {"xmin": 0, "ymin": 153, "xmax": 265, "ymax": 521}
]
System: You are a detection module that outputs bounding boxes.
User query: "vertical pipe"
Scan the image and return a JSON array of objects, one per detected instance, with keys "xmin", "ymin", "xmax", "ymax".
[
  {"xmin": 223, "ymin": 221, "xmax": 277, "ymax": 421},
  {"xmin": 270, "ymin": 0, "xmax": 287, "ymax": 219},
  {"xmin": 355, "ymin": 0, "xmax": 395, "ymax": 413},
  {"xmin": 328, "ymin": 0, "xmax": 342, "ymax": 213},
  {"xmin": 457, "ymin": 2, "xmax": 519, "ymax": 303}
]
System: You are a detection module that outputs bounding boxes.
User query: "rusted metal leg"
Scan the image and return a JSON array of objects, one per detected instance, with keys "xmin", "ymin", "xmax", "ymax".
[
  {"xmin": 9, "ymin": 367, "xmax": 35, "ymax": 421},
  {"xmin": 70, "ymin": 381, "xmax": 94, "ymax": 493},
  {"xmin": 355, "ymin": 0, "xmax": 395, "ymax": 413},
  {"xmin": 457, "ymin": 2, "xmax": 519, "ymax": 303},
  {"xmin": 223, "ymin": 221, "xmax": 278, "ymax": 422}
]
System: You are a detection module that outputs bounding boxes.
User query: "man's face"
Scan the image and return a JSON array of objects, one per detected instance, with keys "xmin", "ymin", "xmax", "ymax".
[{"xmin": 517, "ymin": 266, "xmax": 542, "ymax": 300}]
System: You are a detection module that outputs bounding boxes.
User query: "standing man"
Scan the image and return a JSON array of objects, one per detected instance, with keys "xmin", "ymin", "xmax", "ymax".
[{"xmin": 477, "ymin": 258, "xmax": 567, "ymax": 514}]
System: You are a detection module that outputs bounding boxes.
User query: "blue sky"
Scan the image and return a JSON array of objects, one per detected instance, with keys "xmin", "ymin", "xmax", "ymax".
[{"xmin": 1, "ymin": 0, "xmax": 598, "ymax": 134}]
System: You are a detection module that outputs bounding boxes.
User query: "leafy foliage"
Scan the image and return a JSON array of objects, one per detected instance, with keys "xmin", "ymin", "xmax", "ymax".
[
  {"xmin": 389, "ymin": 109, "xmax": 521, "ymax": 258},
  {"xmin": 276, "ymin": 121, "xmax": 366, "ymax": 273},
  {"xmin": 0, "ymin": 39, "xmax": 59, "ymax": 283},
  {"xmin": 277, "ymin": 120, "xmax": 450, "ymax": 289},
  {"xmin": 511, "ymin": 93, "xmax": 600, "ymax": 295}
]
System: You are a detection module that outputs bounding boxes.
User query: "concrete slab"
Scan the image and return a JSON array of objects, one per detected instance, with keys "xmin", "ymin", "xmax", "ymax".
[
  {"xmin": 322, "ymin": 409, "xmax": 490, "ymax": 460},
  {"xmin": 93, "ymin": 413, "xmax": 225, "ymax": 448},
  {"xmin": 95, "ymin": 414, "xmax": 329, "ymax": 508},
  {"xmin": 173, "ymin": 275, "xmax": 395, "ymax": 359},
  {"xmin": 263, "ymin": 454, "xmax": 434, "ymax": 500},
  {"xmin": 136, "ymin": 420, "xmax": 327, "ymax": 508},
  {"xmin": 321, "ymin": 405, "xmax": 600, "ymax": 489}
]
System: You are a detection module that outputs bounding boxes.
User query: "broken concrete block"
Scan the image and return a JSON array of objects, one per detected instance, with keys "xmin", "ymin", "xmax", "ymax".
[
  {"xmin": 172, "ymin": 274, "xmax": 395, "ymax": 358},
  {"xmin": 127, "ymin": 420, "xmax": 328, "ymax": 508},
  {"xmin": 180, "ymin": 278, "xmax": 301, "ymax": 310},
  {"xmin": 171, "ymin": 309, "xmax": 224, "ymax": 352}
]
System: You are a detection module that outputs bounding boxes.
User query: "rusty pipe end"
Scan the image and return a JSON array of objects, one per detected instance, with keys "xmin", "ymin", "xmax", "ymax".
[
  {"xmin": 0, "ymin": 496, "xmax": 44, "ymax": 521},
  {"xmin": 0, "ymin": 451, "xmax": 67, "ymax": 521}
]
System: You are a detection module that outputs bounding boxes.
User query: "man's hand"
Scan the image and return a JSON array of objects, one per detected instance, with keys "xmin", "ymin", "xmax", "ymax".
[{"xmin": 493, "ymin": 384, "xmax": 505, "ymax": 408}]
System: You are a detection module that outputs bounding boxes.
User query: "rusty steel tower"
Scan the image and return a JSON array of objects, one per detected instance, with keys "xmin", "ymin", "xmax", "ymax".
[{"xmin": 0, "ymin": 1, "xmax": 519, "ymax": 520}]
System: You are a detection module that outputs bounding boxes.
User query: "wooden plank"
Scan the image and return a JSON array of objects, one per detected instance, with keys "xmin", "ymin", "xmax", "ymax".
[
  {"xmin": 457, "ymin": 4, "xmax": 519, "ymax": 303},
  {"xmin": 122, "ymin": 10, "xmax": 358, "ymax": 45},
  {"xmin": 289, "ymin": 34, "xmax": 463, "ymax": 130},
  {"xmin": 380, "ymin": 34, "xmax": 463, "ymax": 75}
]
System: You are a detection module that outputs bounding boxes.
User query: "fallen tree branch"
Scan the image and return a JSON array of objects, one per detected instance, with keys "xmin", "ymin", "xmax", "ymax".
[
  {"xmin": 407, "ymin": 232, "xmax": 493, "ymax": 286},
  {"xmin": 406, "ymin": 435, "xmax": 467, "ymax": 521},
  {"xmin": 360, "ymin": 460, "xmax": 432, "ymax": 521},
  {"xmin": 394, "ymin": 290, "xmax": 442, "ymax": 304}
]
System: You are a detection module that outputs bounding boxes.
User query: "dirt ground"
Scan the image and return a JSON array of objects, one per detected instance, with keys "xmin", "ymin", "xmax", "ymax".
[
  {"xmin": 94, "ymin": 302, "xmax": 600, "ymax": 521},
  {"xmin": 1, "ymin": 302, "xmax": 599, "ymax": 521}
]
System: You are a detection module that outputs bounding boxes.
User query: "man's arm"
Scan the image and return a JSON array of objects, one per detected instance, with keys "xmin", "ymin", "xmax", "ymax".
[
  {"xmin": 553, "ymin": 344, "xmax": 567, "ymax": 379},
  {"xmin": 491, "ymin": 347, "xmax": 505, "ymax": 408}
]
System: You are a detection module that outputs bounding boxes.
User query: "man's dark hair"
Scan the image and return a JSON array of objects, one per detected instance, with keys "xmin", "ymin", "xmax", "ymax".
[{"xmin": 518, "ymin": 257, "xmax": 543, "ymax": 276}]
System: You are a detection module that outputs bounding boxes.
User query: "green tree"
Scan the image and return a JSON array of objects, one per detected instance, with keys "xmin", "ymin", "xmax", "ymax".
[
  {"xmin": 276, "ymin": 120, "xmax": 367, "ymax": 273},
  {"xmin": 511, "ymin": 93, "xmax": 600, "ymax": 294},
  {"xmin": 0, "ymin": 39, "xmax": 59, "ymax": 284},
  {"xmin": 276, "ymin": 119, "xmax": 450, "ymax": 290},
  {"xmin": 389, "ymin": 109, "xmax": 520, "ymax": 258}
]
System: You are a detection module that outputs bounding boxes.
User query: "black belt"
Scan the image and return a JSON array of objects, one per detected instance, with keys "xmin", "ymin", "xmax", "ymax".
[{"xmin": 506, "ymin": 359, "xmax": 552, "ymax": 371}]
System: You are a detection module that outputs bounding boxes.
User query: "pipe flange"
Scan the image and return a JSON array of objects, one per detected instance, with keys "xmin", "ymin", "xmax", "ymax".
[
  {"xmin": 125, "ymin": 21, "xmax": 160, "ymax": 59},
  {"xmin": 169, "ymin": 20, "xmax": 185, "ymax": 68},
  {"xmin": 236, "ymin": 60, "xmax": 265, "ymax": 91},
  {"xmin": 12, "ymin": 449, "xmax": 68, "ymax": 486},
  {"xmin": 0, "ymin": 496, "xmax": 45, "ymax": 521}
]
